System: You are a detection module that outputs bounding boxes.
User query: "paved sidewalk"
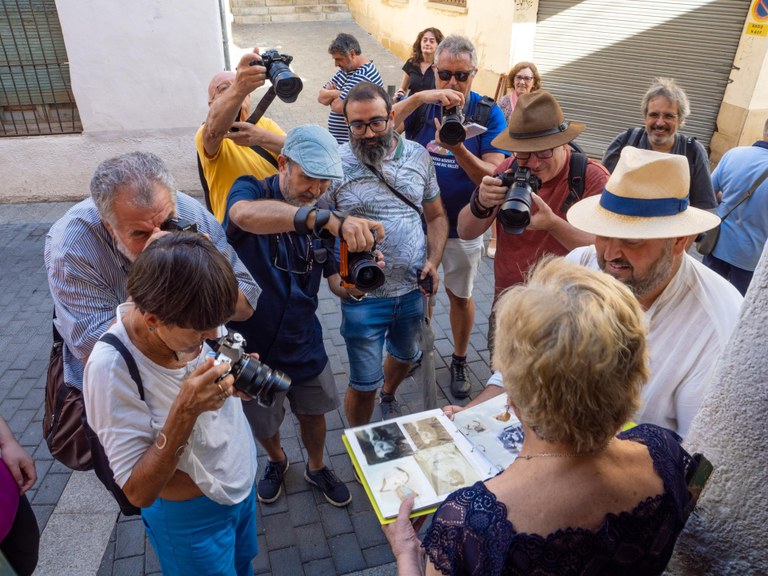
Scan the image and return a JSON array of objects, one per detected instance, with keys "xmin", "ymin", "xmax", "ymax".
[{"xmin": 0, "ymin": 19, "xmax": 497, "ymax": 576}]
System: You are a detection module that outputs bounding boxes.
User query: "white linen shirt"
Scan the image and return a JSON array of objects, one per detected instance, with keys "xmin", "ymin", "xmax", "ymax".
[
  {"xmin": 83, "ymin": 303, "xmax": 258, "ymax": 505},
  {"xmin": 565, "ymin": 247, "xmax": 743, "ymax": 436}
]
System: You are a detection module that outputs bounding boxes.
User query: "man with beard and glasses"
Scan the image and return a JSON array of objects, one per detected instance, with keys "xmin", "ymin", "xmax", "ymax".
[
  {"xmin": 602, "ymin": 77, "xmax": 716, "ymax": 209},
  {"xmin": 393, "ymin": 34, "xmax": 507, "ymax": 399},
  {"xmin": 224, "ymin": 125, "xmax": 384, "ymax": 506},
  {"xmin": 452, "ymin": 147, "xmax": 741, "ymax": 437},
  {"xmin": 45, "ymin": 151, "xmax": 260, "ymax": 398},
  {"xmin": 323, "ymin": 82, "xmax": 449, "ymax": 426}
]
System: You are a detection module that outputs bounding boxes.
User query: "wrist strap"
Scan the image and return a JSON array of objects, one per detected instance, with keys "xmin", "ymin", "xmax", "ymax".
[
  {"xmin": 470, "ymin": 189, "xmax": 494, "ymax": 219},
  {"xmin": 313, "ymin": 209, "xmax": 332, "ymax": 238},
  {"xmin": 294, "ymin": 206, "xmax": 316, "ymax": 235}
]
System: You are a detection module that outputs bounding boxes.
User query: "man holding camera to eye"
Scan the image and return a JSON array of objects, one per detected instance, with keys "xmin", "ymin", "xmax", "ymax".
[
  {"xmin": 196, "ymin": 50, "xmax": 287, "ymax": 223},
  {"xmin": 323, "ymin": 82, "xmax": 448, "ymax": 427},
  {"xmin": 223, "ymin": 125, "xmax": 385, "ymax": 507},
  {"xmin": 457, "ymin": 90, "xmax": 609, "ymax": 356},
  {"xmin": 392, "ymin": 35, "xmax": 507, "ymax": 399}
]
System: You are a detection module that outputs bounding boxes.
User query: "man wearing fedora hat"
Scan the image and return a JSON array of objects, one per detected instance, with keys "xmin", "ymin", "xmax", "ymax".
[
  {"xmin": 457, "ymin": 90, "xmax": 609, "ymax": 352},
  {"xmin": 223, "ymin": 125, "xmax": 385, "ymax": 507},
  {"xmin": 564, "ymin": 146, "xmax": 742, "ymax": 435}
]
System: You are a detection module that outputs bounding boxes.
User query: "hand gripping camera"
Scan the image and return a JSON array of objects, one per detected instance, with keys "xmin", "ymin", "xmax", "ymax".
[
  {"xmin": 207, "ymin": 331, "xmax": 291, "ymax": 408},
  {"xmin": 160, "ymin": 216, "xmax": 198, "ymax": 233},
  {"xmin": 339, "ymin": 240, "xmax": 385, "ymax": 292},
  {"xmin": 497, "ymin": 167, "xmax": 542, "ymax": 235},
  {"xmin": 255, "ymin": 50, "xmax": 303, "ymax": 103}
]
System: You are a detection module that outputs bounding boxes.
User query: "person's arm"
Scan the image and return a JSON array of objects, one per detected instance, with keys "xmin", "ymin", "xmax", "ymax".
[
  {"xmin": 0, "ymin": 416, "xmax": 36, "ymax": 494},
  {"xmin": 421, "ymin": 198, "xmax": 448, "ymax": 295},
  {"xmin": 224, "ymin": 123, "xmax": 286, "ymax": 155},
  {"xmin": 396, "ymin": 71, "xmax": 410, "ymax": 102},
  {"xmin": 382, "ymin": 496, "xmax": 427, "ymax": 576},
  {"xmin": 442, "ymin": 381, "xmax": 505, "ymax": 420},
  {"xmin": 392, "ymin": 89, "xmax": 464, "ymax": 129},
  {"xmin": 202, "ymin": 51, "xmax": 267, "ymax": 158},
  {"xmin": 456, "ymin": 160, "xmax": 513, "ymax": 240},
  {"xmin": 689, "ymin": 141, "xmax": 717, "ymax": 209},
  {"xmin": 527, "ymin": 192, "xmax": 595, "ymax": 251}
]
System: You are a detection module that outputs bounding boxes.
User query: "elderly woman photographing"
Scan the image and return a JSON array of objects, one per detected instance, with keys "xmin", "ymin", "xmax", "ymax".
[
  {"xmin": 384, "ymin": 257, "xmax": 695, "ymax": 575},
  {"xmin": 83, "ymin": 233, "xmax": 258, "ymax": 576}
]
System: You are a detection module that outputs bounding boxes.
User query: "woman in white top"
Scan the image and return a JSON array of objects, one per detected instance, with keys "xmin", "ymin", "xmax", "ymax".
[{"xmin": 84, "ymin": 232, "xmax": 258, "ymax": 576}]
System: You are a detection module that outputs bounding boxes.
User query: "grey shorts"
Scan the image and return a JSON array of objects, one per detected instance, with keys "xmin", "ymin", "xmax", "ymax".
[{"xmin": 241, "ymin": 362, "xmax": 339, "ymax": 439}]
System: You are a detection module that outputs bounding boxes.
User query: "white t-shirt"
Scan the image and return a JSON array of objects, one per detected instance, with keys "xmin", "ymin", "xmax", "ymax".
[{"xmin": 83, "ymin": 303, "xmax": 258, "ymax": 505}]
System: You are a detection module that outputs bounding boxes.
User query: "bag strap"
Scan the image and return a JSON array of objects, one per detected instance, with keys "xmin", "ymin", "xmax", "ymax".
[
  {"xmin": 364, "ymin": 163, "xmax": 422, "ymax": 216},
  {"xmin": 99, "ymin": 333, "xmax": 145, "ymax": 401},
  {"xmin": 249, "ymin": 145, "xmax": 279, "ymax": 170},
  {"xmin": 468, "ymin": 95, "xmax": 495, "ymax": 127},
  {"xmin": 561, "ymin": 152, "xmax": 589, "ymax": 213},
  {"xmin": 719, "ymin": 166, "xmax": 768, "ymax": 222}
]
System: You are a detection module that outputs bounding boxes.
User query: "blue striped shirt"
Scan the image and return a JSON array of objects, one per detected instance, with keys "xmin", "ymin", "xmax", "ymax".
[
  {"xmin": 44, "ymin": 193, "xmax": 260, "ymax": 390},
  {"xmin": 326, "ymin": 61, "xmax": 383, "ymax": 144}
]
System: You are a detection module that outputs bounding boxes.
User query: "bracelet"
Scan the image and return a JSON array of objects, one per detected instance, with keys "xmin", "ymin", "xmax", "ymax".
[
  {"xmin": 331, "ymin": 209, "xmax": 347, "ymax": 239},
  {"xmin": 469, "ymin": 189, "xmax": 494, "ymax": 219},
  {"xmin": 155, "ymin": 432, "xmax": 188, "ymax": 458},
  {"xmin": 312, "ymin": 209, "xmax": 332, "ymax": 238},
  {"xmin": 293, "ymin": 206, "xmax": 316, "ymax": 235}
]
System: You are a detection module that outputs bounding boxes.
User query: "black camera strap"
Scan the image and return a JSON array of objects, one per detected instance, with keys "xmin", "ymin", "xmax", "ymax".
[{"xmin": 364, "ymin": 163, "xmax": 422, "ymax": 216}]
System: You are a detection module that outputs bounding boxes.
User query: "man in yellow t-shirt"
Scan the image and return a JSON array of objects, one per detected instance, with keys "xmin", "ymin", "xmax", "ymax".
[{"xmin": 196, "ymin": 50, "xmax": 287, "ymax": 222}]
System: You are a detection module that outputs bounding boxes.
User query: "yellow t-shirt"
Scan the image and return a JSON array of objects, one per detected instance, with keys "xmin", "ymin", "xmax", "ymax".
[{"xmin": 195, "ymin": 117, "xmax": 285, "ymax": 222}]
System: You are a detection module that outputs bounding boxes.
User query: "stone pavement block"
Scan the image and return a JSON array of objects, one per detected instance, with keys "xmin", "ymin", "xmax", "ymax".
[
  {"xmin": 31, "ymin": 469, "xmax": 70, "ymax": 505},
  {"xmin": 36, "ymin": 512, "xmax": 118, "ymax": 576},
  {"xmin": 362, "ymin": 543, "xmax": 396, "ymax": 568},
  {"xmin": 318, "ymin": 500, "xmax": 354, "ymax": 537},
  {"xmin": 31, "ymin": 504, "xmax": 54, "ymax": 533},
  {"xmin": 283, "ymin": 459, "xmax": 312, "ymax": 496},
  {"xmin": 267, "ymin": 546, "xmax": 304, "ymax": 576},
  {"xmin": 287, "ymin": 489, "xmax": 322, "ymax": 526},
  {"xmin": 325, "ymin": 426, "xmax": 347, "ymax": 456},
  {"xmin": 262, "ymin": 511, "xmax": 297, "ymax": 549},
  {"xmin": 115, "ymin": 517, "xmax": 146, "ymax": 559},
  {"xmin": 144, "ymin": 538, "xmax": 161, "ymax": 574},
  {"xmin": 253, "ymin": 534, "xmax": 270, "ymax": 573},
  {"xmin": 0, "ymin": 397, "xmax": 21, "ymax": 419},
  {"xmin": 296, "ymin": 522, "xmax": 332, "ymax": 562},
  {"xmin": 96, "ymin": 527, "xmax": 116, "ymax": 576},
  {"xmin": 343, "ymin": 481, "xmax": 373, "ymax": 515},
  {"xmin": 257, "ymin": 489, "xmax": 289, "ymax": 515},
  {"xmin": 350, "ymin": 510, "xmax": 388, "ymax": 548},
  {"xmin": 304, "ymin": 557, "xmax": 338, "ymax": 576},
  {"xmin": 329, "ymin": 532, "xmax": 367, "ymax": 574},
  {"xmin": 113, "ymin": 555, "xmax": 144, "ymax": 576},
  {"xmin": 325, "ymin": 408, "xmax": 344, "ymax": 431}
]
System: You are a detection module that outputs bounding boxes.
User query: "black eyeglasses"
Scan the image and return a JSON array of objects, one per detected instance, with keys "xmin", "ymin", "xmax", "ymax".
[
  {"xmin": 348, "ymin": 117, "xmax": 389, "ymax": 136},
  {"xmin": 436, "ymin": 69, "xmax": 474, "ymax": 82},
  {"xmin": 515, "ymin": 149, "xmax": 554, "ymax": 160},
  {"xmin": 271, "ymin": 233, "xmax": 328, "ymax": 276}
]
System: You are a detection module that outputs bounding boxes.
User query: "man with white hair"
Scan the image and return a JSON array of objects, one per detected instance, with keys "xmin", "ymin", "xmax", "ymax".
[{"xmin": 452, "ymin": 147, "xmax": 742, "ymax": 436}]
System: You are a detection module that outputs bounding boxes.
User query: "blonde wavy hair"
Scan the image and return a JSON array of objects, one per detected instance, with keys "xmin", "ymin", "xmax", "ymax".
[{"xmin": 492, "ymin": 257, "xmax": 648, "ymax": 453}]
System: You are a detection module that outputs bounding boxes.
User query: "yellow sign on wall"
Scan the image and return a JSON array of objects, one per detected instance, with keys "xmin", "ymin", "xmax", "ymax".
[{"xmin": 747, "ymin": 0, "xmax": 768, "ymax": 36}]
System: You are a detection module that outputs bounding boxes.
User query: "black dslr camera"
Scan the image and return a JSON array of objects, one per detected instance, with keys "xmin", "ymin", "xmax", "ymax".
[
  {"xmin": 339, "ymin": 241, "xmax": 385, "ymax": 292},
  {"xmin": 208, "ymin": 331, "xmax": 291, "ymax": 408},
  {"xmin": 254, "ymin": 50, "xmax": 303, "ymax": 103},
  {"xmin": 497, "ymin": 167, "xmax": 542, "ymax": 235},
  {"xmin": 439, "ymin": 106, "xmax": 466, "ymax": 146},
  {"xmin": 160, "ymin": 216, "xmax": 198, "ymax": 233}
]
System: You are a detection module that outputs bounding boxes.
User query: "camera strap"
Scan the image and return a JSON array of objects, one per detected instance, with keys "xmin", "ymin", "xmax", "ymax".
[{"xmin": 364, "ymin": 163, "xmax": 423, "ymax": 216}]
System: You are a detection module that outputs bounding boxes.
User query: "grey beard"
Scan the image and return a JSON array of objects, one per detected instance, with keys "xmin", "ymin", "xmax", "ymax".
[{"xmin": 350, "ymin": 130, "xmax": 394, "ymax": 167}]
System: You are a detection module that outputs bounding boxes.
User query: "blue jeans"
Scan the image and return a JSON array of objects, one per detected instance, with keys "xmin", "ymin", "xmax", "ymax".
[
  {"xmin": 703, "ymin": 253, "xmax": 753, "ymax": 296},
  {"xmin": 141, "ymin": 485, "xmax": 258, "ymax": 576},
  {"xmin": 341, "ymin": 289, "xmax": 423, "ymax": 391}
]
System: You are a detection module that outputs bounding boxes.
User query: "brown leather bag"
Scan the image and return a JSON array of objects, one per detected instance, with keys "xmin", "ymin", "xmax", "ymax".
[{"xmin": 42, "ymin": 320, "xmax": 93, "ymax": 471}]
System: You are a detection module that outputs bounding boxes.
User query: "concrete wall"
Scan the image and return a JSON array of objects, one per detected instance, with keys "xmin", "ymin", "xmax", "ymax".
[
  {"xmin": 666, "ymin": 243, "xmax": 768, "ymax": 574},
  {"xmin": 1, "ymin": 0, "xmax": 226, "ymax": 203}
]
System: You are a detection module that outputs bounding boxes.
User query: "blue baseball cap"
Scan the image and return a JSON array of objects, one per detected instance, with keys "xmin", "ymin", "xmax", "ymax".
[{"xmin": 282, "ymin": 125, "xmax": 343, "ymax": 179}]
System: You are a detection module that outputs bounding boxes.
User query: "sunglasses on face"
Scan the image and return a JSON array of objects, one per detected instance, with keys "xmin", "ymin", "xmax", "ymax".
[{"xmin": 436, "ymin": 69, "xmax": 473, "ymax": 82}]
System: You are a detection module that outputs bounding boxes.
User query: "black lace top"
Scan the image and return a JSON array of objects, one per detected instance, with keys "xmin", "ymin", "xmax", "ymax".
[{"xmin": 422, "ymin": 424, "xmax": 693, "ymax": 576}]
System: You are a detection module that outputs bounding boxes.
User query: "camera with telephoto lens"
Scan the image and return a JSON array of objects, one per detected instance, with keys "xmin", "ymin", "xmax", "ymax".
[
  {"xmin": 439, "ymin": 105, "xmax": 466, "ymax": 146},
  {"xmin": 252, "ymin": 50, "xmax": 303, "ymax": 103},
  {"xmin": 160, "ymin": 217, "xmax": 198, "ymax": 233},
  {"xmin": 339, "ymin": 240, "xmax": 385, "ymax": 292},
  {"xmin": 497, "ymin": 167, "xmax": 542, "ymax": 235},
  {"xmin": 207, "ymin": 331, "xmax": 291, "ymax": 407}
]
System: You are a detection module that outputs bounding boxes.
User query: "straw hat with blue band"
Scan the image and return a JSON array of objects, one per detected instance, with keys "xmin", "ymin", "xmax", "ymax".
[
  {"xmin": 491, "ymin": 90, "xmax": 586, "ymax": 152},
  {"xmin": 567, "ymin": 147, "xmax": 720, "ymax": 239}
]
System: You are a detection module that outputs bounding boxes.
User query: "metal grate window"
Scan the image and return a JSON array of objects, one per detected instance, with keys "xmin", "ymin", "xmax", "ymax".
[
  {"xmin": 1, "ymin": 0, "xmax": 82, "ymax": 136},
  {"xmin": 430, "ymin": 0, "xmax": 468, "ymax": 7}
]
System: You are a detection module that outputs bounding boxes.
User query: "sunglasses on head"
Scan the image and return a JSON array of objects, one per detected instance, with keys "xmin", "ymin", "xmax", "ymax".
[{"xmin": 436, "ymin": 69, "xmax": 473, "ymax": 82}]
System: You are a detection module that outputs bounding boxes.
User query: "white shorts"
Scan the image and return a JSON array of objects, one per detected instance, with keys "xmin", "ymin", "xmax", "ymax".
[{"xmin": 441, "ymin": 236, "xmax": 484, "ymax": 299}]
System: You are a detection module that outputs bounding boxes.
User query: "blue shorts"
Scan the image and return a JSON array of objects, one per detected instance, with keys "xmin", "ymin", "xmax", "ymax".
[
  {"xmin": 141, "ymin": 485, "xmax": 258, "ymax": 576},
  {"xmin": 341, "ymin": 289, "xmax": 423, "ymax": 391}
]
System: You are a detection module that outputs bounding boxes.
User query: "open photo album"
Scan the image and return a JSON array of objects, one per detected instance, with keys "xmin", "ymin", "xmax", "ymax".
[{"xmin": 342, "ymin": 393, "xmax": 524, "ymax": 523}]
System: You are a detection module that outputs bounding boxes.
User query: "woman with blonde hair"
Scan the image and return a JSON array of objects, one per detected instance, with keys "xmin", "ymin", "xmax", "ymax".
[
  {"xmin": 384, "ymin": 257, "xmax": 696, "ymax": 575},
  {"xmin": 395, "ymin": 27, "xmax": 444, "ymax": 101}
]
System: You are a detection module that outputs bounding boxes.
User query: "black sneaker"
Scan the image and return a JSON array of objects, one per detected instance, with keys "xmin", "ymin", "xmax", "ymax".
[
  {"xmin": 379, "ymin": 395, "xmax": 402, "ymax": 420},
  {"xmin": 304, "ymin": 466, "xmax": 352, "ymax": 507},
  {"xmin": 450, "ymin": 361, "xmax": 471, "ymax": 399},
  {"xmin": 257, "ymin": 454, "xmax": 289, "ymax": 504}
]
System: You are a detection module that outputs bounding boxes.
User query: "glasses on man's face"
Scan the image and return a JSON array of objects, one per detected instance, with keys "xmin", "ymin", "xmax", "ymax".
[
  {"xmin": 515, "ymin": 149, "xmax": 554, "ymax": 161},
  {"xmin": 436, "ymin": 69, "xmax": 473, "ymax": 82},
  {"xmin": 348, "ymin": 117, "xmax": 389, "ymax": 136},
  {"xmin": 514, "ymin": 74, "xmax": 534, "ymax": 83},
  {"xmin": 646, "ymin": 112, "xmax": 679, "ymax": 122}
]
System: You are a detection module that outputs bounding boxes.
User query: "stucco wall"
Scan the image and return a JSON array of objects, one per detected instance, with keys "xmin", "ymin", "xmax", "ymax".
[{"xmin": 1, "ymin": 0, "xmax": 226, "ymax": 202}]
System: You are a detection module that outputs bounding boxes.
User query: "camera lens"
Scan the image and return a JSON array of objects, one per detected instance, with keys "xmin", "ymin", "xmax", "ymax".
[
  {"xmin": 348, "ymin": 253, "xmax": 385, "ymax": 291},
  {"xmin": 269, "ymin": 65, "xmax": 303, "ymax": 103},
  {"xmin": 231, "ymin": 356, "xmax": 291, "ymax": 407},
  {"xmin": 439, "ymin": 106, "xmax": 465, "ymax": 146}
]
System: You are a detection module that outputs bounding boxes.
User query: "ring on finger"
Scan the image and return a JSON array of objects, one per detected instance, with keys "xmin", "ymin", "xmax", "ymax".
[{"xmin": 217, "ymin": 381, "xmax": 228, "ymax": 397}]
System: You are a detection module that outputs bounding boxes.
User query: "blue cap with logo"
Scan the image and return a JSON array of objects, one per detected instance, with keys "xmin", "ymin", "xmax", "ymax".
[{"xmin": 282, "ymin": 125, "xmax": 343, "ymax": 180}]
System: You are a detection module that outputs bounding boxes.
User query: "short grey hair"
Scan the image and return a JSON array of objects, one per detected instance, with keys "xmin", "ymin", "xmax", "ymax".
[
  {"xmin": 90, "ymin": 152, "xmax": 177, "ymax": 225},
  {"xmin": 641, "ymin": 77, "xmax": 690, "ymax": 125},
  {"xmin": 435, "ymin": 34, "xmax": 477, "ymax": 70},
  {"xmin": 328, "ymin": 33, "xmax": 361, "ymax": 56}
]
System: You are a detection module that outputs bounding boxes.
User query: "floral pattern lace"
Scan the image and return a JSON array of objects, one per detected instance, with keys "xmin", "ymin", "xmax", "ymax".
[{"xmin": 422, "ymin": 424, "xmax": 693, "ymax": 576}]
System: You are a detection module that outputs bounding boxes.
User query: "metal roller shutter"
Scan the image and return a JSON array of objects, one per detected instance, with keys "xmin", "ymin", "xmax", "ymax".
[{"xmin": 532, "ymin": 0, "xmax": 750, "ymax": 158}]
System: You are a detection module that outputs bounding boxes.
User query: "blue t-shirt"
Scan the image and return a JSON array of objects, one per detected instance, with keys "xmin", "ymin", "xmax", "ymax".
[
  {"xmin": 223, "ymin": 175, "xmax": 334, "ymax": 382},
  {"xmin": 404, "ymin": 91, "xmax": 508, "ymax": 237}
]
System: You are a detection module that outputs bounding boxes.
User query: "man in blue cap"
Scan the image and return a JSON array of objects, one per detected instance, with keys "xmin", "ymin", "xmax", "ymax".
[{"xmin": 224, "ymin": 125, "xmax": 385, "ymax": 506}]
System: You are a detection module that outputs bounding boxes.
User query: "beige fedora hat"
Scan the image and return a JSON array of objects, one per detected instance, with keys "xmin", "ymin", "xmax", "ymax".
[
  {"xmin": 567, "ymin": 147, "xmax": 720, "ymax": 239},
  {"xmin": 492, "ymin": 90, "xmax": 585, "ymax": 152}
]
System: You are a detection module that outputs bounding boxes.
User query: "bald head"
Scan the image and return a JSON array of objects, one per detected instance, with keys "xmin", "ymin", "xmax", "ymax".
[{"xmin": 208, "ymin": 71, "xmax": 236, "ymax": 104}]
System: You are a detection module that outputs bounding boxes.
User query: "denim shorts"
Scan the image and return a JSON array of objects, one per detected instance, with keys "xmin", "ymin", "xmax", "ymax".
[
  {"xmin": 141, "ymin": 485, "xmax": 258, "ymax": 576},
  {"xmin": 341, "ymin": 289, "xmax": 423, "ymax": 391}
]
